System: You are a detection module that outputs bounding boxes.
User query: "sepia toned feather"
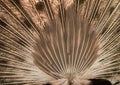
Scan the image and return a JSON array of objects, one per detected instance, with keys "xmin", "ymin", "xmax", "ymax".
[{"xmin": 0, "ymin": 0, "xmax": 120, "ymax": 85}]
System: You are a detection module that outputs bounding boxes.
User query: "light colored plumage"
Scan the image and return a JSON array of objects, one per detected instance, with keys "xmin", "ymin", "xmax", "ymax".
[{"xmin": 0, "ymin": 0, "xmax": 120, "ymax": 85}]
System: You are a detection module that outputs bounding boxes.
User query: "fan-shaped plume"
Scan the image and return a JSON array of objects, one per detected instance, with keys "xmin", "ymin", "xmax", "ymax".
[{"xmin": 0, "ymin": 0, "xmax": 120, "ymax": 85}]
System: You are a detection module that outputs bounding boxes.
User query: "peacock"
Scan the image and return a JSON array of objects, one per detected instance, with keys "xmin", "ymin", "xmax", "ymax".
[{"xmin": 0, "ymin": 0, "xmax": 120, "ymax": 85}]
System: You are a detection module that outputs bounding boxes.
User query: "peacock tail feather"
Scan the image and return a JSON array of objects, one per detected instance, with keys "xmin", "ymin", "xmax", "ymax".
[{"xmin": 0, "ymin": 0, "xmax": 120, "ymax": 85}]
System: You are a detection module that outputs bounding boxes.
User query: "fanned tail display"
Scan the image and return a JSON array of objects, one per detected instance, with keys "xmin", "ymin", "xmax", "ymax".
[{"xmin": 0, "ymin": 0, "xmax": 120, "ymax": 85}]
